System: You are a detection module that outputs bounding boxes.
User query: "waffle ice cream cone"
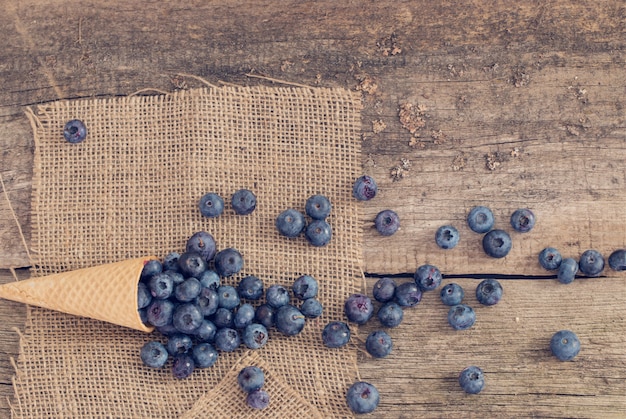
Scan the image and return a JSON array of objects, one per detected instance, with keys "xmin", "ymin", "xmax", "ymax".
[{"xmin": 0, "ymin": 257, "xmax": 156, "ymax": 332}]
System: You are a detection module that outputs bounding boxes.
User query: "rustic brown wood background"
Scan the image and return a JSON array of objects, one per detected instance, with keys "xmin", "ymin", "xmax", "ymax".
[{"xmin": 1, "ymin": 1, "xmax": 624, "ymax": 417}]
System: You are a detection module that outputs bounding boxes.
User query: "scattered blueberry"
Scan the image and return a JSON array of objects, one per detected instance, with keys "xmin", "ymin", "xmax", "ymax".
[
  {"xmin": 482, "ymin": 229, "xmax": 512, "ymax": 258},
  {"xmin": 171, "ymin": 354, "xmax": 195, "ymax": 379},
  {"xmin": 608, "ymin": 249, "xmax": 626, "ymax": 271},
  {"xmin": 146, "ymin": 299, "xmax": 175, "ymax": 327},
  {"xmin": 242, "ymin": 323, "xmax": 269, "ymax": 350},
  {"xmin": 414, "ymin": 264, "xmax": 443, "ymax": 292},
  {"xmin": 137, "ymin": 282, "xmax": 152, "ymax": 309},
  {"xmin": 467, "ymin": 206, "xmax": 495, "ymax": 234},
  {"xmin": 231, "ymin": 189, "xmax": 257, "ymax": 215},
  {"xmin": 447, "ymin": 304, "xmax": 476, "ymax": 330},
  {"xmin": 300, "ymin": 298, "xmax": 323, "ymax": 318},
  {"xmin": 195, "ymin": 286, "xmax": 219, "ymax": 317},
  {"xmin": 344, "ymin": 294, "xmax": 374, "ymax": 324},
  {"xmin": 246, "ymin": 389, "xmax": 270, "ymax": 410},
  {"xmin": 353, "ymin": 175, "xmax": 378, "ymax": 201},
  {"xmin": 550, "ymin": 330, "xmax": 581, "ymax": 361},
  {"xmin": 305, "ymin": 194, "xmax": 332, "ymax": 220},
  {"xmin": 322, "ymin": 321, "xmax": 351, "ymax": 348},
  {"xmin": 578, "ymin": 249, "xmax": 605, "ymax": 277},
  {"xmin": 510, "ymin": 208, "xmax": 536, "ymax": 233},
  {"xmin": 254, "ymin": 304, "xmax": 275, "ymax": 329},
  {"xmin": 238, "ymin": 275, "xmax": 264, "ymax": 300},
  {"xmin": 63, "ymin": 119, "xmax": 87, "ymax": 143},
  {"xmin": 191, "ymin": 342, "xmax": 218, "ymax": 368},
  {"xmin": 557, "ymin": 258, "xmax": 578, "ymax": 284},
  {"xmin": 217, "ymin": 285, "xmax": 241, "ymax": 310},
  {"xmin": 305, "ymin": 219, "xmax": 332, "ymax": 247},
  {"xmin": 475, "ymin": 278, "xmax": 503, "ymax": 306},
  {"xmin": 166, "ymin": 334, "xmax": 193, "ymax": 356},
  {"xmin": 212, "ymin": 307, "xmax": 235, "ymax": 329},
  {"xmin": 275, "ymin": 208, "xmax": 306, "ymax": 238},
  {"xmin": 238, "ymin": 366, "xmax": 265, "ymax": 393},
  {"xmin": 346, "ymin": 381, "xmax": 379, "ymax": 414},
  {"xmin": 377, "ymin": 302, "xmax": 404, "ymax": 328},
  {"xmin": 214, "ymin": 327, "xmax": 241, "ymax": 352},
  {"xmin": 538, "ymin": 247, "xmax": 562, "ymax": 271},
  {"xmin": 198, "ymin": 192, "xmax": 224, "ymax": 218},
  {"xmin": 174, "ymin": 277, "xmax": 202, "ymax": 302},
  {"xmin": 374, "ymin": 210, "xmax": 400, "ymax": 236},
  {"xmin": 292, "ymin": 275, "xmax": 319, "ymax": 300},
  {"xmin": 148, "ymin": 272, "xmax": 174, "ymax": 299},
  {"xmin": 265, "ymin": 284, "xmax": 291, "ymax": 309},
  {"xmin": 435, "ymin": 225, "xmax": 460, "ymax": 249},
  {"xmin": 440, "ymin": 283, "xmax": 464, "ymax": 306},
  {"xmin": 275, "ymin": 304, "xmax": 306, "ymax": 336},
  {"xmin": 214, "ymin": 248, "xmax": 244, "ymax": 277},
  {"xmin": 193, "ymin": 319, "xmax": 217, "ymax": 342},
  {"xmin": 372, "ymin": 277, "xmax": 397, "ymax": 303},
  {"xmin": 394, "ymin": 282, "xmax": 422, "ymax": 307},
  {"xmin": 233, "ymin": 303, "xmax": 256, "ymax": 329},
  {"xmin": 140, "ymin": 341, "xmax": 168, "ymax": 368},
  {"xmin": 141, "ymin": 259, "xmax": 163, "ymax": 280},
  {"xmin": 365, "ymin": 330, "xmax": 393, "ymax": 358},
  {"xmin": 459, "ymin": 366, "xmax": 485, "ymax": 394},
  {"xmin": 186, "ymin": 231, "xmax": 217, "ymax": 264},
  {"xmin": 172, "ymin": 303, "xmax": 203, "ymax": 333},
  {"xmin": 178, "ymin": 252, "xmax": 207, "ymax": 278}
]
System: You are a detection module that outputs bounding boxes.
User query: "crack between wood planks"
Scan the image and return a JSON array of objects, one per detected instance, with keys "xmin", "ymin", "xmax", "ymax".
[{"xmin": 364, "ymin": 272, "xmax": 607, "ymax": 281}]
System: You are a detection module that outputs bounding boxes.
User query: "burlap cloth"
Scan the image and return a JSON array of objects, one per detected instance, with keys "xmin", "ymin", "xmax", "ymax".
[{"xmin": 12, "ymin": 85, "xmax": 363, "ymax": 418}]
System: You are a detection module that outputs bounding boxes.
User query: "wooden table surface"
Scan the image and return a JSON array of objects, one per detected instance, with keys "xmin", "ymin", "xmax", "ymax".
[{"xmin": 1, "ymin": 1, "xmax": 624, "ymax": 417}]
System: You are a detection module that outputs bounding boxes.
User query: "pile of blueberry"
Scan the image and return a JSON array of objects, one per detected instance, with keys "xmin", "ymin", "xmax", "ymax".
[
  {"xmin": 275, "ymin": 194, "xmax": 333, "ymax": 246},
  {"xmin": 237, "ymin": 366, "xmax": 270, "ymax": 410}
]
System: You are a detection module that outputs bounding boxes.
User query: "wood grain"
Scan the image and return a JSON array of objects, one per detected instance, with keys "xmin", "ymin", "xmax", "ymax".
[{"xmin": 0, "ymin": 0, "xmax": 624, "ymax": 417}]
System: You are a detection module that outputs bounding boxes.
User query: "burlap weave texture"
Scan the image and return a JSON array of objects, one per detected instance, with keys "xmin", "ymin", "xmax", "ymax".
[{"xmin": 13, "ymin": 85, "xmax": 363, "ymax": 418}]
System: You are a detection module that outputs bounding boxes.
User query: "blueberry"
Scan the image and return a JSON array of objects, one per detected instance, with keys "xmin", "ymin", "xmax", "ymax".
[
  {"xmin": 346, "ymin": 381, "xmax": 379, "ymax": 414},
  {"xmin": 414, "ymin": 264, "xmax": 443, "ymax": 292},
  {"xmin": 178, "ymin": 252, "xmax": 207, "ymax": 278},
  {"xmin": 155, "ymin": 323, "xmax": 179, "ymax": 337},
  {"xmin": 274, "ymin": 304, "xmax": 306, "ymax": 336},
  {"xmin": 538, "ymin": 247, "xmax": 562, "ymax": 270},
  {"xmin": 265, "ymin": 284, "xmax": 290, "ymax": 309},
  {"xmin": 578, "ymin": 249, "xmax": 605, "ymax": 277},
  {"xmin": 344, "ymin": 294, "xmax": 374, "ymax": 324},
  {"xmin": 372, "ymin": 277, "xmax": 397, "ymax": 303},
  {"xmin": 166, "ymin": 334, "xmax": 193, "ymax": 355},
  {"xmin": 166, "ymin": 270, "xmax": 185, "ymax": 286},
  {"xmin": 186, "ymin": 231, "xmax": 217, "ymax": 263},
  {"xmin": 322, "ymin": 321, "xmax": 351, "ymax": 348},
  {"xmin": 163, "ymin": 252, "xmax": 181, "ymax": 273},
  {"xmin": 146, "ymin": 299, "xmax": 175, "ymax": 327},
  {"xmin": 305, "ymin": 219, "xmax": 332, "ymax": 247},
  {"xmin": 394, "ymin": 282, "xmax": 422, "ymax": 307},
  {"xmin": 305, "ymin": 194, "xmax": 332, "ymax": 220},
  {"xmin": 198, "ymin": 192, "xmax": 224, "ymax": 218},
  {"xmin": 447, "ymin": 304, "xmax": 476, "ymax": 330},
  {"xmin": 172, "ymin": 303, "xmax": 203, "ymax": 334},
  {"xmin": 231, "ymin": 189, "xmax": 257, "ymax": 215},
  {"xmin": 550, "ymin": 330, "xmax": 581, "ymax": 361},
  {"xmin": 217, "ymin": 285, "xmax": 241, "ymax": 310},
  {"xmin": 191, "ymin": 342, "xmax": 218, "ymax": 368},
  {"xmin": 171, "ymin": 354, "xmax": 195, "ymax": 379},
  {"xmin": 435, "ymin": 225, "xmax": 460, "ymax": 249},
  {"xmin": 238, "ymin": 366, "xmax": 265, "ymax": 393},
  {"xmin": 214, "ymin": 327, "xmax": 241, "ymax": 352},
  {"xmin": 510, "ymin": 208, "xmax": 536, "ymax": 233},
  {"xmin": 214, "ymin": 248, "xmax": 244, "ymax": 277},
  {"xmin": 475, "ymin": 278, "xmax": 503, "ymax": 306},
  {"xmin": 212, "ymin": 307, "xmax": 235, "ymax": 329},
  {"xmin": 459, "ymin": 366, "xmax": 485, "ymax": 394},
  {"xmin": 63, "ymin": 119, "xmax": 87, "ymax": 143},
  {"xmin": 233, "ymin": 303, "xmax": 256, "ymax": 329},
  {"xmin": 195, "ymin": 287, "xmax": 219, "ymax": 317},
  {"xmin": 242, "ymin": 323, "xmax": 269, "ymax": 350},
  {"xmin": 137, "ymin": 282, "xmax": 152, "ymax": 309},
  {"xmin": 193, "ymin": 319, "xmax": 217, "ymax": 342},
  {"xmin": 198, "ymin": 270, "xmax": 220, "ymax": 290},
  {"xmin": 292, "ymin": 275, "xmax": 319, "ymax": 300},
  {"xmin": 148, "ymin": 272, "xmax": 174, "ymax": 299},
  {"xmin": 140, "ymin": 259, "xmax": 163, "ymax": 281},
  {"xmin": 374, "ymin": 210, "xmax": 400, "ymax": 236},
  {"xmin": 440, "ymin": 283, "xmax": 464, "ymax": 306},
  {"xmin": 300, "ymin": 298, "xmax": 323, "ymax": 318},
  {"xmin": 246, "ymin": 389, "xmax": 270, "ymax": 410},
  {"xmin": 557, "ymin": 258, "xmax": 578, "ymax": 284},
  {"xmin": 467, "ymin": 206, "xmax": 495, "ymax": 234},
  {"xmin": 139, "ymin": 307, "xmax": 149, "ymax": 326},
  {"xmin": 254, "ymin": 304, "xmax": 275, "ymax": 329},
  {"xmin": 377, "ymin": 302, "xmax": 404, "ymax": 328},
  {"xmin": 238, "ymin": 275, "xmax": 264, "ymax": 300},
  {"xmin": 482, "ymin": 229, "xmax": 512, "ymax": 258},
  {"xmin": 140, "ymin": 341, "xmax": 169, "ymax": 368},
  {"xmin": 608, "ymin": 249, "xmax": 626, "ymax": 271},
  {"xmin": 275, "ymin": 208, "xmax": 306, "ymax": 238},
  {"xmin": 174, "ymin": 277, "xmax": 203, "ymax": 302},
  {"xmin": 353, "ymin": 175, "xmax": 378, "ymax": 201},
  {"xmin": 365, "ymin": 330, "xmax": 393, "ymax": 358}
]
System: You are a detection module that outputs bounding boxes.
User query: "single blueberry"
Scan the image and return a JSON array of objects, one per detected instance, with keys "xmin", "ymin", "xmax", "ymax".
[
  {"xmin": 372, "ymin": 277, "xmax": 397, "ymax": 303},
  {"xmin": 322, "ymin": 321, "xmax": 351, "ymax": 348},
  {"xmin": 467, "ymin": 206, "xmax": 495, "ymax": 234},
  {"xmin": 171, "ymin": 354, "xmax": 195, "ymax": 379},
  {"xmin": 140, "ymin": 341, "xmax": 168, "ymax": 369},
  {"xmin": 231, "ymin": 189, "xmax": 257, "ymax": 215},
  {"xmin": 178, "ymin": 252, "xmax": 207, "ymax": 278},
  {"xmin": 238, "ymin": 275, "xmax": 264, "ymax": 300},
  {"xmin": 163, "ymin": 252, "xmax": 181, "ymax": 273},
  {"xmin": 365, "ymin": 330, "xmax": 393, "ymax": 358},
  {"xmin": 238, "ymin": 366, "xmax": 265, "ymax": 393},
  {"xmin": 191, "ymin": 342, "xmax": 218, "ymax": 368},
  {"xmin": 394, "ymin": 282, "xmax": 422, "ymax": 307},
  {"xmin": 174, "ymin": 277, "xmax": 203, "ymax": 302},
  {"xmin": 140, "ymin": 259, "xmax": 163, "ymax": 281},
  {"xmin": 344, "ymin": 294, "xmax": 374, "ymax": 324},
  {"xmin": 353, "ymin": 175, "xmax": 378, "ymax": 201},
  {"xmin": 377, "ymin": 302, "xmax": 404, "ymax": 328},
  {"xmin": 146, "ymin": 299, "xmax": 175, "ymax": 327},
  {"xmin": 447, "ymin": 304, "xmax": 476, "ymax": 330},
  {"xmin": 246, "ymin": 389, "xmax": 270, "ymax": 410},
  {"xmin": 374, "ymin": 209, "xmax": 400, "ymax": 236},
  {"xmin": 510, "ymin": 208, "xmax": 536, "ymax": 233},
  {"xmin": 414, "ymin": 264, "xmax": 443, "ymax": 292},
  {"xmin": 346, "ymin": 381, "xmax": 379, "ymax": 414},
  {"xmin": 557, "ymin": 258, "xmax": 578, "ymax": 284},
  {"xmin": 214, "ymin": 248, "xmax": 244, "ymax": 277},
  {"xmin": 242, "ymin": 323, "xmax": 269, "ymax": 350},
  {"xmin": 212, "ymin": 307, "xmax": 235, "ymax": 329},
  {"xmin": 550, "ymin": 330, "xmax": 581, "ymax": 361},
  {"xmin": 193, "ymin": 319, "xmax": 217, "ymax": 343},
  {"xmin": 435, "ymin": 225, "xmax": 460, "ymax": 249},
  {"xmin": 292, "ymin": 275, "xmax": 319, "ymax": 300},
  {"xmin": 186, "ymin": 231, "xmax": 217, "ymax": 264},
  {"xmin": 139, "ymin": 307, "xmax": 149, "ymax": 326},
  {"xmin": 300, "ymin": 298, "xmax": 323, "ymax": 318},
  {"xmin": 305, "ymin": 194, "xmax": 332, "ymax": 220},
  {"xmin": 214, "ymin": 327, "xmax": 241, "ymax": 352},
  {"xmin": 63, "ymin": 119, "xmax": 87, "ymax": 143},
  {"xmin": 255, "ymin": 304, "xmax": 275, "ymax": 329},
  {"xmin": 172, "ymin": 303, "xmax": 203, "ymax": 334},
  {"xmin": 475, "ymin": 278, "xmax": 503, "ymax": 306},
  {"xmin": 137, "ymin": 282, "xmax": 152, "ymax": 309},
  {"xmin": 578, "ymin": 249, "xmax": 605, "ymax": 277},
  {"xmin": 217, "ymin": 285, "xmax": 241, "ymax": 310},
  {"xmin": 195, "ymin": 286, "xmax": 219, "ymax": 317},
  {"xmin": 148, "ymin": 272, "xmax": 174, "ymax": 299},
  {"xmin": 275, "ymin": 208, "xmax": 306, "ymax": 238},
  {"xmin": 274, "ymin": 304, "xmax": 306, "ymax": 336},
  {"xmin": 538, "ymin": 247, "xmax": 562, "ymax": 271},
  {"xmin": 482, "ymin": 229, "xmax": 512, "ymax": 258},
  {"xmin": 459, "ymin": 366, "xmax": 485, "ymax": 394},
  {"xmin": 166, "ymin": 334, "xmax": 193, "ymax": 356},
  {"xmin": 234, "ymin": 303, "xmax": 256, "ymax": 329},
  {"xmin": 440, "ymin": 283, "xmax": 464, "ymax": 306},
  {"xmin": 265, "ymin": 284, "xmax": 291, "ymax": 309},
  {"xmin": 198, "ymin": 270, "xmax": 220, "ymax": 290},
  {"xmin": 198, "ymin": 192, "xmax": 224, "ymax": 218},
  {"xmin": 305, "ymin": 219, "xmax": 332, "ymax": 247},
  {"xmin": 608, "ymin": 249, "xmax": 626, "ymax": 271}
]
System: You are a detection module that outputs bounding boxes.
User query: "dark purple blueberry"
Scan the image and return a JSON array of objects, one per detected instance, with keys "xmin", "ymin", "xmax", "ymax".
[
  {"xmin": 377, "ymin": 302, "xmax": 403, "ymax": 328},
  {"xmin": 344, "ymin": 293, "xmax": 374, "ymax": 324},
  {"xmin": 447, "ymin": 304, "xmax": 476, "ymax": 330},
  {"xmin": 482, "ymin": 229, "xmax": 512, "ymax": 258},
  {"xmin": 550, "ymin": 330, "xmax": 581, "ymax": 361},
  {"xmin": 214, "ymin": 327, "xmax": 241, "ymax": 352},
  {"xmin": 198, "ymin": 192, "xmax": 224, "ymax": 218},
  {"xmin": 365, "ymin": 330, "xmax": 393, "ymax": 358},
  {"xmin": 212, "ymin": 307, "xmax": 235, "ymax": 329},
  {"xmin": 459, "ymin": 366, "xmax": 485, "ymax": 394},
  {"xmin": 300, "ymin": 298, "xmax": 323, "ymax": 318},
  {"xmin": 163, "ymin": 252, "xmax": 181, "ymax": 273},
  {"xmin": 217, "ymin": 285, "xmax": 241, "ymax": 309},
  {"xmin": 193, "ymin": 319, "xmax": 217, "ymax": 343},
  {"xmin": 440, "ymin": 283, "xmax": 464, "ymax": 306},
  {"xmin": 255, "ymin": 304, "xmax": 275, "ymax": 329},
  {"xmin": 178, "ymin": 252, "xmax": 207, "ymax": 278},
  {"xmin": 234, "ymin": 303, "xmax": 256, "ymax": 329},
  {"xmin": 166, "ymin": 334, "xmax": 193, "ymax": 356},
  {"xmin": 352, "ymin": 175, "xmax": 378, "ymax": 201},
  {"xmin": 305, "ymin": 194, "xmax": 332, "ymax": 220},
  {"xmin": 475, "ymin": 278, "xmax": 503, "ymax": 306},
  {"xmin": 414, "ymin": 264, "xmax": 443, "ymax": 292},
  {"xmin": 265, "ymin": 284, "xmax": 290, "ymax": 309},
  {"xmin": 346, "ymin": 381, "xmax": 379, "ymax": 414},
  {"xmin": 171, "ymin": 354, "xmax": 195, "ymax": 379},
  {"xmin": 231, "ymin": 189, "xmax": 257, "ymax": 215},
  {"xmin": 172, "ymin": 303, "xmax": 203, "ymax": 334},
  {"xmin": 372, "ymin": 277, "xmax": 397, "ymax": 303},
  {"xmin": 578, "ymin": 249, "xmax": 605, "ymax": 277},
  {"xmin": 242, "ymin": 323, "xmax": 269, "ymax": 350},
  {"xmin": 191, "ymin": 342, "xmax": 218, "ymax": 368},
  {"xmin": 238, "ymin": 275, "xmax": 264, "ymax": 300},
  {"xmin": 238, "ymin": 366, "xmax": 265, "ymax": 393},
  {"xmin": 198, "ymin": 270, "xmax": 220, "ymax": 290},
  {"xmin": 322, "ymin": 321, "xmax": 351, "ymax": 348},
  {"xmin": 374, "ymin": 209, "xmax": 400, "ymax": 236},
  {"xmin": 148, "ymin": 272, "xmax": 174, "ymax": 299},
  {"xmin": 174, "ymin": 277, "xmax": 202, "ymax": 302},
  {"xmin": 538, "ymin": 247, "xmax": 562, "ymax": 271},
  {"xmin": 139, "ymin": 307, "xmax": 149, "ymax": 326},
  {"xmin": 557, "ymin": 258, "xmax": 578, "ymax": 284},
  {"xmin": 146, "ymin": 299, "xmax": 175, "ymax": 327},
  {"xmin": 63, "ymin": 119, "xmax": 87, "ymax": 143},
  {"xmin": 156, "ymin": 323, "xmax": 179, "ymax": 337},
  {"xmin": 608, "ymin": 249, "xmax": 626, "ymax": 271},
  {"xmin": 274, "ymin": 304, "xmax": 305, "ymax": 336},
  {"xmin": 140, "ymin": 259, "xmax": 163, "ymax": 281},
  {"xmin": 275, "ymin": 208, "xmax": 306, "ymax": 238},
  {"xmin": 140, "ymin": 341, "xmax": 168, "ymax": 368},
  {"xmin": 467, "ymin": 206, "xmax": 494, "ymax": 234},
  {"xmin": 246, "ymin": 389, "xmax": 270, "ymax": 410},
  {"xmin": 195, "ymin": 287, "xmax": 219, "ymax": 317},
  {"xmin": 137, "ymin": 282, "xmax": 152, "ymax": 309},
  {"xmin": 214, "ymin": 248, "xmax": 244, "ymax": 277},
  {"xmin": 510, "ymin": 208, "xmax": 536, "ymax": 233},
  {"xmin": 186, "ymin": 231, "xmax": 217, "ymax": 264},
  {"xmin": 435, "ymin": 225, "xmax": 460, "ymax": 249},
  {"xmin": 305, "ymin": 219, "xmax": 332, "ymax": 247},
  {"xmin": 292, "ymin": 275, "xmax": 318, "ymax": 300},
  {"xmin": 394, "ymin": 282, "xmax": 422, "ymax": 307}
]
